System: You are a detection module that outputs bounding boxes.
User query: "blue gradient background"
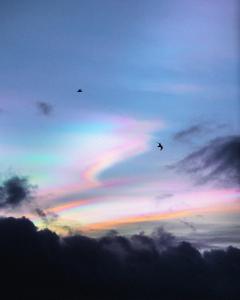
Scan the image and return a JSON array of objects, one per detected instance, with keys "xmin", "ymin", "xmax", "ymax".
[{"xmin": 0, "ymin": 0, "xmax": 239, "ymax": 247}]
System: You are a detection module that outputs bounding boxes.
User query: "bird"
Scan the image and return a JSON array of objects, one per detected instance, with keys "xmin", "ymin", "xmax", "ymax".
[
  {"xmin": 157, "ymin": 143, "xmax": 163, "ymax": 150},
  {"xmin": 77, "ymin": 89, "xmax": 83, "ymax": 93}
]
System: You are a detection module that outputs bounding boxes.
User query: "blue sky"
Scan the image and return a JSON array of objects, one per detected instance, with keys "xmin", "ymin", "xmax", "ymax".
[{"xmin": 0, "ymin": 0, "xmax": 239, "ymax": 248}]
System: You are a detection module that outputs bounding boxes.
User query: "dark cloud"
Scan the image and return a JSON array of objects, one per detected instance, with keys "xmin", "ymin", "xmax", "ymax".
[
  {"xmin": 151, "ymin": 226, "xmax": 177, "ymax": 249},
  {"xmin": 34, "ymin": 208, "xmax": 58, "ymax": 226},
  {"xmin": 173, "ymin": 123, "xmax": 228, "ymax": 143},
  {"xmin": 173, "ymin": 124, "xmax": 205, "ymax": 142},
  {"xmin": 36, "ymin": 101, "xmax": 53, "ymax": 116},
  {"xmin": 60, "ymin": 225, "xmax": 78, "ymax": 235},
  {"xmin": 0, "ymin": 217, "xmax": 240, "ymax": 300},
  {"xmin": 0, "ymin": 176, "xmax": 34, "ymax": 208},
  {"xmin": 0, "ymin": 176, "xmax": 58, "ymax": 229},
  {"xmin": 174, "ymin": 135, "xmax": 240, "ymax": 187}
]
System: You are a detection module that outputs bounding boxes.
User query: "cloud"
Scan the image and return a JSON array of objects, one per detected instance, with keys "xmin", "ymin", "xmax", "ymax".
[
  {"xmin": 34, "ymin": 208, "xmax": 58, "ymax": 226},
  {"xmin": 144, "ymin": 83, "xmax": 202, "ymax": 94},
  {"xmin": 174, "ymin": 135, "xmax": 240, "ymax": 187},
  {"xmin": 0, "ymin": 216, "xmax": 240, "ymax": 299},
  {"xmin": 0, "ymin": 176, "xmax": 58, "ymax": 228},
  {"xmin": 151, "ymin": 226, "xmax": 177, "ymax": 249},
  {"xmin": 155, "ymin": 193, "xmax": 174, "ymax": 200},
  {"xmin": 0, "ymin": 176, "xmax": 34, "ymax": 208},
  {"xmin": 36, "ymin": 115, "xmax": 161, "ymax": 199},
  {"xmin": 173, "ymin": 124, "xmax": 206, "ymax": 142},
  {"xmin": 36, "ymin": 101, "xmax": 53, "ymax": 116},
  {"xmin": 173, "ymin": 123, "xmax": 228, "ymax": 143},
  {"xmin": 181, "ymin": 224, "xmax": 240, "ymax": 250},
  {"xmin": 179, "ymin": 219, "xmax": 197, "ymax": 232}
]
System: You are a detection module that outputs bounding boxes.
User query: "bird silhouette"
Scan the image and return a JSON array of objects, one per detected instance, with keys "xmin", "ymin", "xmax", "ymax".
[
  {"xmin": 77, "ymin": 89, "xmax": 83, "ymax": 93},
  {"xmin": 157, "ymin": 143, "xmax": 163, "ymax": 150}
]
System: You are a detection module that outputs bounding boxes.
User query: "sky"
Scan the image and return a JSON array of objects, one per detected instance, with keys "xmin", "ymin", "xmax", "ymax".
[{"xmin": 0, "ymin": 0, "xmax": 239, "ymax": 248}]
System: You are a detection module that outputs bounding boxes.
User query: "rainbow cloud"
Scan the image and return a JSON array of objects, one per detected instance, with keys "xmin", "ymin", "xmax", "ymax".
[
  {"xmin": 37, "ymin": 114, "xmax": 163, "ymax": 201},
  {"xmin": 5, "ymin": 110, "xmax": 239, "ymax": 235},
  {"xmin": 31, "ymin": 187, "xmax": 240, "ymax": 234}
]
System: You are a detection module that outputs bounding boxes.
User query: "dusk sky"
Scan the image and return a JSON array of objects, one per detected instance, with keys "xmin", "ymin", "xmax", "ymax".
[{"xmin": 0, "ymin": 0, "xmax": 239, "ymax": 249}]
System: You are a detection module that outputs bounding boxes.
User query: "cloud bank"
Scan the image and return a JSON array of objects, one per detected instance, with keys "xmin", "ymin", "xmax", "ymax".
[{"xmin": 0, "ymin": 216, "xmax": 240, "ymax": 300}]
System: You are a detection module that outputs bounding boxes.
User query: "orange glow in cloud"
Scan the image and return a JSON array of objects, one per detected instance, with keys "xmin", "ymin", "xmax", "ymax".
[
  {"xmin": 47, "ymin": 198, "xmax": 91, "ymax": 214},
  {"xmin": 30, "ymin": 187, "xmax": 240, "ymax": 231},
  {"xmin": 83, "ymin": 202, "xmax": 240, "ymax": 232}
]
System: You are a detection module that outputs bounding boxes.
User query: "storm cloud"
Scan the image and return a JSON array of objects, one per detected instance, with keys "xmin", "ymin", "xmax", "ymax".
[
  {"xmin": 0, "ymin": 216, "xmax": 240, "ymax": 300},
  {"xmin": 174, "ymin": 135, "xmax": 240, "ymax": 187}
]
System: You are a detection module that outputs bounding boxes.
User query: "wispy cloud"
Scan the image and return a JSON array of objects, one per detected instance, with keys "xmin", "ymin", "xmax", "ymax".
[
  {"xmin": 143, "ymin": 83, "xmax": 203, "ymax": 94},
  {"xmin": 179, "ymin": 219, "xmax": 197, "ymax": 232},
  {"xmin": 173, "ymin": 123, "xmax": 228, "ymax": 143},
  {"xmin": 174, "ymin": 135, "xmax": 240, "ymax": 187},
  {"xmin": 155, "ymin": 193, "xmax": 174, "ymax": 200},
  {"xmin": 173, "ymin": 124, "xmax": 206, "ymax": 142}
]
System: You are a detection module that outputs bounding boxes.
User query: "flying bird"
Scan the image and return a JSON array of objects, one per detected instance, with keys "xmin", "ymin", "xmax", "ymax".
[
  {"xmin": 77, "ymin": 89, "xmax": 83, "ymax": 93},
  {"xmin": 157, "ymin": 143, "xmax": 163, "ymax": 150}
]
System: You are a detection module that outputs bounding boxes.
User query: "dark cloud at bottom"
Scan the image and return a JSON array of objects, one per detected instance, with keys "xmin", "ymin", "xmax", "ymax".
[{"xmin": 0, "ymin": 217, "xmax": 240, "ymax": 300}]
